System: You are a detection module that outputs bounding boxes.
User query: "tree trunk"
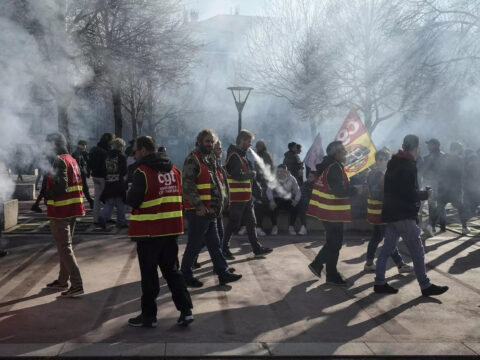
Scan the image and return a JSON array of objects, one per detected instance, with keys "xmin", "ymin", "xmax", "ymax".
[
  {"xmin": 57, "ymin": 105, "xmax": 72, "ymax": 151},
  {"xmin": 112, "ymin": 88, "xmax": 123, "ymax": 138},
  {"xmin": 131, "ymin": 114, "xmax": 138, "ymax": 139}
]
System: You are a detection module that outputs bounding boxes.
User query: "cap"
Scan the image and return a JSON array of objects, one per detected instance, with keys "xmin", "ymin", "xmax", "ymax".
[{"xmin": 426, "ymin": 138, "xmax": 440, "ymax": 147}]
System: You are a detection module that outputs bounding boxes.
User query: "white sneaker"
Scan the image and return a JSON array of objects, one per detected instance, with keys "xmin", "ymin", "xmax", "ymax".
[
  {"xmin": 288, "ymin": 226, "xmax": 296, "ymax": 235},
  {"xmin": 398, "ymin": 263, "xmax": 414, "ymax": 274},
  {"xmin": 271, "ymin": 225, "xmax": 278, "ymax": 236},
  {"xmin": 256, "ymin": 227, "xmax": 266, "ymax": 236},
  {"xmin": 298, "ymin": 225, "xmax": 307, "ymax": 235},
  {"xmin": 238, "ymin": 226, "xmax": 247, "ymax": 236},
  {"xmin": 364, "ymin": 262, "xmax": 376, "ymax": 272}
]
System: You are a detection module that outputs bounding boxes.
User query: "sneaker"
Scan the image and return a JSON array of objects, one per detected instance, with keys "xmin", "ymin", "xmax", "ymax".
[
  {"xmin": 184, "ymin": 277, "xmax": 203, "ymax": 288},
  {"xmin": 421, "ymin": 284, "xmax": 449, "ymax": 297},
  {"xmin": 98, "ymin": 216, "xmax": 107, "ymax": 230},
  {"xmin": 308, "ymin": 263, "xmax": 323, "ymax": 278},
  {"xmin": 374, "ymin": 283, "xmax": 399, "ymax": 294},
  {"xmin": 219, "ymin": 271, "xmax": 242, "ymax": 285},
  {"xmin": 271, "ymin": 225, "xmax": 278, "ymax": 236},
  {"xmin": 128, "ymin": 314, "xmax": 158, "ymax": 328},
  {"xmin": 31, "ymin": 204, "xmax": 42, "ymax": 213},
  {"xmin": 298, "ymin": 225, "xmax": 307, "ymax": 236},
  {"xmin": 424, "ymin": 225, "xmax": 435, "ymax": 238},
  {"xmin": 254, "ymin": 247, "xmax": 273, "ymax": 257},
  {"xmin": 439, "ymin": 223, "xmax": 446, "ymax": 232},
  {"xmin": 61, "ymin": 286, "xmax": 84, "ymax": 297},
  {"xmin": 0, "ymin": 250, "xmax": 8, "ymax": 258},
  {"xmin": 288, "ymin": 226, "xmax": 296, "ymax": 235},
  {"xmin": 193, "ymin": 260, "xmax": 201, "ymax": 269},
  {"xmin": 462, "ymin": 226, "xmax": 471, "ymax": 235},
  {"xmin": 177, "ymin": 311, "xmax": 194, "ymax": 326},
  {"xmin": 398, "ymin": 263, "xmax": 414, "ymax": 274},
  {"xmin": 46, "ymin": 280, "xmax": 68, "ymax": 290},
  {"xmin": 256, "ymin": 227, "xmax": 266, "ymax": 236},
  {"xmin": 364, "ymin": 262, "xmax": 376, "ymax": 272},
  {"xmin": 326, "ymin": 273, "xmax": 347, "ymax": 286},
  {"xmin": 223, "ymin": 249, "xmax": 235, "ymax": 260},
  {"xmin": 238, "ymin": 226, "xmax": 247, "ymax": 235}
]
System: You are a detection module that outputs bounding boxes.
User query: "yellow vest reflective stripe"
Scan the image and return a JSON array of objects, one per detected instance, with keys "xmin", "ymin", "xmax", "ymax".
[
  {"xmin": 130, "ymin": 210, "xmax": 183, "ymax": 221},
  {"xmin": 47, "ymin": 197, "xmax": 84, "ymax": 206},
  {"xmin": 309, "ymin": 199, "xmax": 351, "ymax": 211},
  {"xmin": 139, "ymin": 196, "xmax": 183, "ymax": 209}
]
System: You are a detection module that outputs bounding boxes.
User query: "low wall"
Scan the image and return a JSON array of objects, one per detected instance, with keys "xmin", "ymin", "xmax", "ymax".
[
  {"xmin": 1, "ymin": 199, "xmax": 18, "ymax": 230},
  {"xmin": 13, "ymin": 184, "xmax": 35, "ymax": 200}
]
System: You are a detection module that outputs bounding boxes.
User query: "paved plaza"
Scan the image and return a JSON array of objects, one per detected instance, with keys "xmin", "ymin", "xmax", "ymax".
[{"xmin": 0, "ymin": 202, "xmax": 479, "ymax": 358}]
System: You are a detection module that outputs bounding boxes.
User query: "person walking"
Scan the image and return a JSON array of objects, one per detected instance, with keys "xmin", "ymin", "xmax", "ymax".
[
  {"xmin": 127, "ymin": 136, "xmax": 193, "ymax": 328},
  {"xmin": 307, "ymin": 141, "xmax": 357, "ymax": 285},
  {"xmin": 89, "ymin": 133, "xmax": 115, "ymax": 224},
  {"xmin": 374, "ymin": 135, "xmax": 449, "ymax": 296},
  {"xmin": 364, "ymin": 149, "xmax": 413, "ymax": 273},
  {"xmin": 181, "ymin": 129, "xmax": 242, "ymax": 288},
  {"xmin": 222, "ymin": 130, "xmax": 273, "ymax": 259},
  {"xmin": 297, "ymin": 170, "xmax": 317, "ymax": 235},
  {"xmin": 44, "ymin": 133, "xmax": 85, "ymax": 298},
  {"xmin": 72, "ymin": 140, "xmax": 94, "ymax": 210}
]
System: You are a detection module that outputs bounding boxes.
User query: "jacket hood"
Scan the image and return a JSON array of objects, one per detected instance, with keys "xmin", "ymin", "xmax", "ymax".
[
  {"xmin": 137, "ymin": 152, "xmax": 173, "ymax": 172},
  {"xmin": 315, "ymin": 155, "xmax": 337, "ymax": 176},
  {"xmin": 392, "ymin": 150, "xmax": 415, "ymax": 161},
  {"xmin": 227, "ymin": 144, "xmax": 246, "ymax": 157}
]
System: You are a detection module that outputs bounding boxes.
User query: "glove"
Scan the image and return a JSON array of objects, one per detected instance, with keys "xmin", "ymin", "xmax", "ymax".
[{"xmin": 269, "ymin": 200, "xmax": 277, "ymax": 210}]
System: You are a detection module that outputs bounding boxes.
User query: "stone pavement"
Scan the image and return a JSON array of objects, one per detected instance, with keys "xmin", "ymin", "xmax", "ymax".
[{"xmin": 0, "ymin": 211, "xmax": 479, "ymax": 357}]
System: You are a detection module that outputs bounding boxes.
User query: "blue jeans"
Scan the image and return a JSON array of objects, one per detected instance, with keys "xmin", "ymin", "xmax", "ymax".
[
  {"xmin": 366, "ymin": 225, "xmax": 404, "ymax": 265},
  {"xmin": 181, "ymin": 212, "xmax": 228, "ymax": 279},
  {"xmin": 101, "ymin": 197, "xmax": 126, "ymax": 227},
  {"xmin": 375, "ymin": 219, "xmax": 431, "ymax": 290}
]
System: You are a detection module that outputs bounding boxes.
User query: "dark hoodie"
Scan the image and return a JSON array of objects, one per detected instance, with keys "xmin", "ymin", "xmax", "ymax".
[
  {"xmin": 226, "ymin": 144, "xmax": 253, "ymax": 181},
  {"xmin": 315, "ymin": 156, "xmax": 356, "ymax": 198},
  {"xmin": 126, "ymin": 152, "xmax": 173, "ymax": 209},
  {"xmin": 89, "ymin": 141, "xmax": 110, "ymax": 178},
  {"xmin": 382, "ymin": 150, "xmax": 428, "ymax": 223}
]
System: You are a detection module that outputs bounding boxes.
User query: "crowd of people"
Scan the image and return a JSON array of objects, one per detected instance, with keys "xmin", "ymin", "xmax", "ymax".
[{"xmin": 12, "ymin": 128, "xmax": 478, "ymax": 328}]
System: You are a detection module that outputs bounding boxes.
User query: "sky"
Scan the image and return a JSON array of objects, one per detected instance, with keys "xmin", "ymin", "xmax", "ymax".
[{"xmin": 183, "ymin": 0, "xmax": 265, "ymax": 20}]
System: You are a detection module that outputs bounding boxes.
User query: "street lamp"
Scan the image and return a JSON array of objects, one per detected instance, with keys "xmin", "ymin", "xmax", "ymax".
[{"xmin": 227, "ymin": 86, "xmax": 253, "ymax": 135}]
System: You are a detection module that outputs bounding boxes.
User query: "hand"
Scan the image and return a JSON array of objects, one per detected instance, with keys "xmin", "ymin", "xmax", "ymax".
[
  {"xmin": 427, "ymin": 188, "xmax": 434, "ymax": 199},
  {"xmin": 196, "ymin": 207, "xmax": 207, "ymax": 216},
  {"xmin": 269, "ymin": 201, "xmax": 277, "ymax": 210}
]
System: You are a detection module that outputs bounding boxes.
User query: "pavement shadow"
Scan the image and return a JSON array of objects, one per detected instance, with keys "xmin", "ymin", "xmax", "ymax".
[{"xmin": 448, "ymin": 248, "xmax": 480, "ymax": 274}]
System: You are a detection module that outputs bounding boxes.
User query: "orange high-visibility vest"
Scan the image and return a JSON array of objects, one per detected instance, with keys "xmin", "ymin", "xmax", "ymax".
[
  {"xmin": 46, "ymin": 154, "xmax": 85, "ymax": 219},
  {"xmin": 366, "ymin": 170, "xmax": 384, "ymax": 224},
  {"xmin": 183, "ymin": 152, "xmax": 212, "ymax": 211},
  {"xmin": 226, "ymin": 152, "xmax": 252, "ymax": 202},
  {"xmin": 307, "ymin": 163, "xmax": 351, "ymax": 222},
  {"xmin": 128, "ymin": 166, "xmax": 184, "ymax": 238}
]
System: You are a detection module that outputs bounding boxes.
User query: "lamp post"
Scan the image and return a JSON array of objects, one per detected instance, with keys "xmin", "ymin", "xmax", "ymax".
[{"xmin": 227, "ymin": 86, "xmax": 253, "ymax": 134}]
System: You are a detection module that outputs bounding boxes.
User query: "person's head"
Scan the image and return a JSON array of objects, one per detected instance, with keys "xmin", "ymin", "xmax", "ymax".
[
  {"xmin": 99, "ymin": 132, "xmax": 115, "ymax": 146},
  {"xmin": 46, "ymin": 132, "xmax": 68, "ymax": 155},
  {"xmin": 426, "ymin": 138, "xmax": 440, "ymax": 154},
  {"xmin": 158, "ymin": 146, "xmax": 167, "ymax": 154},
  {"xmin": 326, "ymin": 140, "xmax": 347, "ymax": 164},
  {"xmin": 307, "ymin": 171, "xmax": 316, "ymax": 183},
  {"xmin": 214, "ymin": 140, "xmax": 222, "ymax": 159},
  {"xmin": 196, "ymin": 129, "xmax": 217, "ymax": 154},
  {"xmin": 450, "ymin": 141, "xmax": 463, "ymax": 156},
  {"xmin": 134, "ymin": 136, "xmax": 156, "ymax": 161},
  {"xmin": 236, "ymin": 129, "xmax": 255, "ymax": 151},
  {"xmin": 288, "ymin": 142, "xmax": 297, "ymax": 152},
  {"xmin": 402, "ymin": 134, "xmax": 420, "ymax": 157},
  {"xmin": 375, "ymin": 148, "xmax": 391, "ymax": 171},
  {"xmin": 255, "ymin": 140, "xmax": 266, "ymax": 152},
  {"xmin": 276, "ymin": 164, "xmax": 288, "ymax": 180},
  {"xmin": 77, "ymin": 140, "xmax": 87, "ymax": 151},
  {"xmin": 111, "ymin": 138, "xmax": 126, "ymax": 152},
  {"xmin": 296, "ymin": 143, "xmax": 302, "ymax": 154}
]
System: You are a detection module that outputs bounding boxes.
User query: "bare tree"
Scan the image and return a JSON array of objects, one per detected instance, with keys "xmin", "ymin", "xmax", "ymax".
[{"xmin": 68, "ymin": 0, "xmax": 197, "ymax": 138}]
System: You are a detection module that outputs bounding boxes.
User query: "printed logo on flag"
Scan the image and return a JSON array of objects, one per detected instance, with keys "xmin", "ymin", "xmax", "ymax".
[{"xmin": 335, "ymin": 109, "xmax": 376, "ymax": 178}]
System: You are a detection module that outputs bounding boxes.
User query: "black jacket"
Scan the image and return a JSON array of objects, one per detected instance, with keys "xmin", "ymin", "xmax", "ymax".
[
  {"xmin": 283, "ymin": 150, "xmax": 303, "ymax": 179},
  {"xmin": 88, "ymin": 142, "xmax": 110, "ymax": 178},
  {"xmin": 101, "ymin": 149, "xmax": 127, "ymax": 202},
  {"xmin": 315, "ymin": 156, "xmax": 356, "ymax": 198},
  {"xmin": 72, "ymin": 148, "xmax": 89, "ymax": 176},
  {"xmin": 126, "ymin": 152, "xmax": 173, "ymax": 210},
  {"xmin": 382, "ymin": 151, "xmax": 428, "ymax": 223}
]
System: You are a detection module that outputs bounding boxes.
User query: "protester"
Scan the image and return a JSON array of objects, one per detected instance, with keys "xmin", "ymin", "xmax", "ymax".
[
  {"xmin": 181, "ymin": 129, "xmax": 241, "ymax": 287},
  {"xmin": 99, "ymin": 138, "xmax": 128, "ymax": 229},
  {"xmin": 44, "ymin": 133, "xmax": 85, "ymax": 298},
  {"xmin": 267, "ymin": 164, "xmax": 301, "ymax": 235},
  {"xmin": 72, "ymin": 140, "xmax": 94, "ymax": 209},
  {"xmin": 307, "ymin": 141, "xmax": 357, "ymax": 285},
  {"xmin": 89, "ymin": 133, "xmax": 115, "ymax": 223},
  {"xmin": 283, "ymin": 142, "xmax": 303, "ymax": 185},
  {"xmin": 127, "ymin": 136, "xmax": 193, "ymax": 327},
  {"xmin": 374, "ymin": 135, "xmax": 448, "ymax": 296},
  {"xmin": 297, "ymin": 170, "xmax": 317, "ymax": 235},
  {"xmin": 223, "ymin": 130, "xmax": 273, "ymax": 259}
]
